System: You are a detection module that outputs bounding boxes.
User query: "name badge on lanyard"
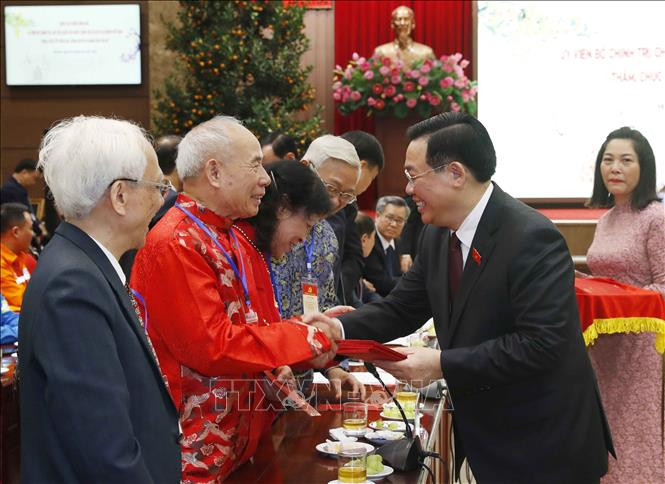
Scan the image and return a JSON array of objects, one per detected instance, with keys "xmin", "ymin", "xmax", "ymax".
[
  {"xmin": 176, "ymin": 203, "xmax": 258, "ymax": 323},
  {"xmin": 301, "ymin": 276, "xmax": 319, "ymax": 315},
  {"xmin": 301, "ymin": 238, "xmax": 319, "ymax": 315}
]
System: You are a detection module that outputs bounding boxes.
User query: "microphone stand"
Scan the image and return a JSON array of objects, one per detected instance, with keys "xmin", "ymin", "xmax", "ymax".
[{"xmin": 364, "ymin": 362, "xmax": 443, "ymax": 473}]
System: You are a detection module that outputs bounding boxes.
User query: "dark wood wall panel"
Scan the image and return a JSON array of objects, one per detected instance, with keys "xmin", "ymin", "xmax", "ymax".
[
  {"xmin": 2, "ymin": 97, "xmax": 151, "ymax": 147},
  {"xmin": 0, "ymin": 0, "xmax": 150, "ymax": 198}
]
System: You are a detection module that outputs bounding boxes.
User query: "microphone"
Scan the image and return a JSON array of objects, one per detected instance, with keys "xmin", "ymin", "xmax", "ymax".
[{"xmin": 364, "ymin": 362, "xmax": 430, "ymax": 472}]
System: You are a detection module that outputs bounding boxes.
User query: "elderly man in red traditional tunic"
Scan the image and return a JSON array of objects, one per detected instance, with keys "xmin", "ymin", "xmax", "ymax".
[{"xmin": 131, "ymin": 116, "xmax": 343, "ymax": 482}]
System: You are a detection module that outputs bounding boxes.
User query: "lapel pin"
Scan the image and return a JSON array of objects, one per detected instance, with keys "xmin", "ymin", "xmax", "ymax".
[{"xmin": 472, "ymin": 248, "xmax": 482, "ymax": 266}]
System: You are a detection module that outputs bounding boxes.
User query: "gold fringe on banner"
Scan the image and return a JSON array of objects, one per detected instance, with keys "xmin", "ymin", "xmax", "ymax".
[{"xmin": 583, "ymin": 317, "xmax": 665, "ymax": 354}]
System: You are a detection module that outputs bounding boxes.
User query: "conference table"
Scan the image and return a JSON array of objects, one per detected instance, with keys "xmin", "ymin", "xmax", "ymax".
[
  {"xmin": 4, "ymin": 277, "xmax": 663, "ymax": 484},
  {"xmin": 227, "ymin": 384, "xmax": 451, "ymax": 484}
]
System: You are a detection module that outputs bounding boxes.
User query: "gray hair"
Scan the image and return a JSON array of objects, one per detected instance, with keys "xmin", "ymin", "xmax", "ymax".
[
  {"xmin": 176, "ymin": 115, "xmax": 241, "ymax": 179},
  {"xmin": 302, "ymin": 135, "xmax": 361, "ymax": 181},
  {"xmin": 376, "ymin": 196, "xmax": 410, "ymax": 217},
  {"xmin": 38, "ymin": 116, "xmax": 153, "ymax": 219}
]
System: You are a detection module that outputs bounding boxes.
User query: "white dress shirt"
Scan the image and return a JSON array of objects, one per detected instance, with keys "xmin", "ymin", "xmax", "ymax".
[
  {"xmin": 376, "ymin": 230, "xmax": 396, "ymax": 252},
  {"xmin": 89, "ymin": 235, "xmax": 126, "ymax": 285},
  {"xmin": 453, "ymin": 183, "xmax": 494, "ymax": 268}
]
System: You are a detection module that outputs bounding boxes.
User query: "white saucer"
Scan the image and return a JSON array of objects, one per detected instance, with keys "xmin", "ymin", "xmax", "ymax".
[
  {"xmin": 343, "ymin": 427, "xmax": 371, "ymax": 437},
  {"xmin": 369, "ymin": 420, "xmax": 414, "ymax": 432},
  {"xmin": 316, "ymin": 441, "xmax": 374, "ymax": 458},
  {"xmin": 368, "ymin": 464, "xmax": 394, "ymax": 480},
  {"xmin": 328, "ymin": 480, "xmax": 373, "ymax": 484},
  {"xmin": 379, "ymin": 411, "xmax": 415, "ymax": 422}
]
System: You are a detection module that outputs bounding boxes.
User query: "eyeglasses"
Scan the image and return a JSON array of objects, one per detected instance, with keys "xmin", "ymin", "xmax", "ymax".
[
  {"xmin": 110, "ymin": 178, "xmax": 174, "ymax": 197},
  {"xmin": 309, "ymin": 164, "xmax": 357, "ymax": 204},
  {"xmin": 322, "ymin": 181, "xmax": 357, "ymax": 204},
  {"xmin": 381, "ymin": 214, "xmax": 406, "ymax": 225},
  {"xmin": 404, "ymin": 164, "xmax": 447, "ymax": 184}
]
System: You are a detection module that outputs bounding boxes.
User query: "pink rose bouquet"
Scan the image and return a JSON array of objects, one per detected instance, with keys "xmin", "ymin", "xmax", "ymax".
[{"xmin": 333, "ymin": 52, "xmax": 477, "ymax": 118}]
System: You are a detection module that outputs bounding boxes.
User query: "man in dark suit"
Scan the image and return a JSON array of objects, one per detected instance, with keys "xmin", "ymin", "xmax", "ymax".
[
  {"xmin": 0, "ymin": 158, "xmax": 41, "ymax": 207},
  {"xmin": 328, "ymin": 131, "xmax": 384, "ymax": 306},
  {"xmin": 335, "ymin": 113, "xmax": 614, "ymax": 483},
  {"xmin": 1, "ymin": 158, "xmax": 48, "ymax": 242},
  {"xmin": 363, "ymin": 196, "xmax": 409, "ymax": 296},
  {"xmin": 19, "ymin": 116, "xmax": 181, "ymax": 483}
]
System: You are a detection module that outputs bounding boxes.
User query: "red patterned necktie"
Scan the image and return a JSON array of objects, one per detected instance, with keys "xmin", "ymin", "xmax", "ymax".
[
  {"xmin": 124, "ymin": 282, "xmax": 164, "ymax": 378},
  {"xmin": 448, "ymin": 232, "xmax": 463, "ymax": 308}
]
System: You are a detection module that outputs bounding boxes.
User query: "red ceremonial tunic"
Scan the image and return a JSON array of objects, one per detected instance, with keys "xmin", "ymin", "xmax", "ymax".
[{"xmin": 131, "ymin": 194, "xmax": 331, "ymax": 482}]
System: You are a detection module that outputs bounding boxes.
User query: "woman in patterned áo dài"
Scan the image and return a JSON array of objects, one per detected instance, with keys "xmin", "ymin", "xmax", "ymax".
[{"xmin": 585, "ymin": 127, "xmax": 665, "ymax": 483}]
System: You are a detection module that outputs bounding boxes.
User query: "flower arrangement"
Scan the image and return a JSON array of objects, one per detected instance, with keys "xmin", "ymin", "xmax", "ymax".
[{"xmin": 332, "ymin": 52, "xmax": 477, "ymax": 119}]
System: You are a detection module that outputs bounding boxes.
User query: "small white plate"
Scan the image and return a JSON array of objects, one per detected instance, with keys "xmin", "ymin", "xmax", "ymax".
[
  {"xmin": 328, "ymin": 480, "xmax": 373, "ymax": 484},
  {"xmin": 316, "ymin": 441, "xmax": 374, "ymax": 458},
  {"xmin": 343, "ymin": 427, "xmax": 371, "ymax": 437},
  {"xmin": 379, "ymin": 411, "xmax": 415, "ymax": 422},
  {"xmin": 368, "ymin": 464, "xmax": 395, "ymax": 480},
  {"xmin": 369, "ymin": 420, "xmax": 414, "ymax": 432}
]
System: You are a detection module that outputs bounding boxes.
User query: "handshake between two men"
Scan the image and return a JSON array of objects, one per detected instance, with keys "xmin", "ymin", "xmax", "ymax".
[{"xmin": 300, "ymin": 306, "xmax": 444, "ymax": 390}]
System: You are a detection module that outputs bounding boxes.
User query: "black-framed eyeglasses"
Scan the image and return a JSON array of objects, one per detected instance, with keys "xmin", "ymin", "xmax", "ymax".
[
  {"xmin": 309, "ymin": 163, "xmax": 357, "ymax": 204},
  {"xmin": 109, "ymin": 178, "xmax": 174, "ymax": 197}
]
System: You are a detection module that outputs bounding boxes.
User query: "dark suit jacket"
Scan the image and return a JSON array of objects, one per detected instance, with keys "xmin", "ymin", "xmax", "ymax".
[
  {"xmin": 19, "ymin": 222, "xmax": 181, "ymax": 483},
  {"xmin": 1, "ymin": 177, "xmax": 42, "ymax": 235},
  {"xmin": 1, "ymin": 176, "xmax": 30, "ymax": 206},
  {"xmin": 340, "ymin": 184, "xmax": 614, "ymax": 483},
  {"xmin": 399, "ymin": 195, "xmax": 425, "ymax": 259},
  {"xmin": 362, "ymin": 232, "xmax": 402, "ymax": 297},
  {"xmin": 327, "ymin": 203, "xmax": 365, "ymax": 305}
]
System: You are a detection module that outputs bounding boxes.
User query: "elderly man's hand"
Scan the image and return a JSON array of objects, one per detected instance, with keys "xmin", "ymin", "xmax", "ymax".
[
  {"xmin": 264, "ymin": 366, "xmax": 297, "ymax": 402},
  {"xmin": 374, "ymin": 347, "xmax": 443, "ymax": 388},
  {"xmin": 326, "ymin": 367, "xmax": 367, "ymax": 401},
  {"xmin": 301, "ymin": 312, "xmax": 343, "ymax": 368}
]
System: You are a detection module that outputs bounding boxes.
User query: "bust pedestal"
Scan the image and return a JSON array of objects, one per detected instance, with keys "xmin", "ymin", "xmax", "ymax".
[{"xmin": 374, "ymin": 114, "xmax": 420, "ymax": 198}]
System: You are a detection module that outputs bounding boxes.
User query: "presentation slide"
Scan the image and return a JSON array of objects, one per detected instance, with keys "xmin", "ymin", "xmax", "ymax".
[
  {"xmin": 4, "ymin": 4, "xmax": 141, "ymax": 86},
  {"xmin": 477, "ymin": 1, "xmax": 665, "ymax": 200}
]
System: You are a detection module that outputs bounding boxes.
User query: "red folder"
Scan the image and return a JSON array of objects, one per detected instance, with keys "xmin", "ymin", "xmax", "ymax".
[{"xmin": 336, "ymin": 340, "xmax": 407, "ymax": 362}]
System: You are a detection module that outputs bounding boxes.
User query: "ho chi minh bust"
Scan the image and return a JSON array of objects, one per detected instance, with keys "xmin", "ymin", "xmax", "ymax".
[{"xmin": 373, "ymin": 5, "xmax": 435, "ymax": 67}]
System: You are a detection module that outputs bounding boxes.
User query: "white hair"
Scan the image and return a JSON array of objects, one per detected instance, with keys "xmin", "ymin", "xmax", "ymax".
[
  {"xmin": 303, "ymin": 135, "xmax": 361, "ymax": 179},
  {"xmin": 176, "ymin": 115, "xmax": 241, "ymax": 179},
  {"xmin": 38, "ymin": 116, "xmax": 153, "ymax": 219}
]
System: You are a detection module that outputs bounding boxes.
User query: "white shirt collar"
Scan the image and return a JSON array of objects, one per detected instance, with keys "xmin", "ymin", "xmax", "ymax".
[
  {"xmin": 376, "ymin": 230, "xmax": 395, "ymax": 252},
  {"xmin": 453, "ymin": 183, "xmax": 494, "ymax": 267},
  {"xmin": 89, "ymin": 235, "xmax": 126, "ymax": 285}
]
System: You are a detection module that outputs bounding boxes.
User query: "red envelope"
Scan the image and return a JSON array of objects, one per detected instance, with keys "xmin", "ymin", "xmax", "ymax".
[{"xmin": 336, "ymin": 340, "xmax": 407, "ymax": 362}]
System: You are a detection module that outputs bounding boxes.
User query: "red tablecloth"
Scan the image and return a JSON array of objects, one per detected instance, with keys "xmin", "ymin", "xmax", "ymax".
[{"xmin": 575, "ymin": 277, "xmax": 665, "ymax": 353}]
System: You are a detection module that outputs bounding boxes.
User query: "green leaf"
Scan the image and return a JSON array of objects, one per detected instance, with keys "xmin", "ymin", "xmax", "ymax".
[
  {"xmin": 393, "ymin": 103, "xmax": 408, "ymax": 119},
  {"xmin": 417, "ymin": 102, "xmax": 432, "ymax": 119}
]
